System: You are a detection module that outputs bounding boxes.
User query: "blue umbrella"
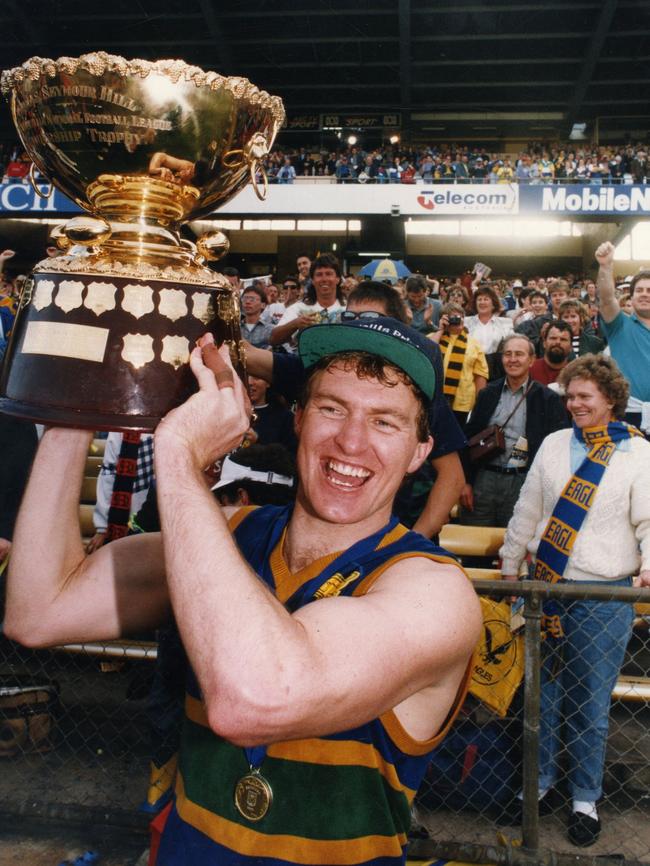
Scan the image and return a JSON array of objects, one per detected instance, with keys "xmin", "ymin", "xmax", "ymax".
[{"xmin": 358, "ymin": 259, "xmax": 412, "ymax": 284}]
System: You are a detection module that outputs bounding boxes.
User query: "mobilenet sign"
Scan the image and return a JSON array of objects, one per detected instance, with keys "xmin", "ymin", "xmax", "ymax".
[{"xmin": 533, "ymin": 184, "xmax": 650, "ymax": 215}]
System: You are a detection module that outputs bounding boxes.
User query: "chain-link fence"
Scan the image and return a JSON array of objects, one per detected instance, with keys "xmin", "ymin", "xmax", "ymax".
[
  {"xmin": 1, "ymin": 579, "xmax": 649, "ymax": 864},
  {"xmin": 412, "ymin": 579, "xmax": 650, "ymax": 866}
]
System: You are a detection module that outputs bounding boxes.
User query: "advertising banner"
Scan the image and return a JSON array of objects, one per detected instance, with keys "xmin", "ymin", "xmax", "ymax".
[
  {"xmin": 218, "ymin": 183, "xmax": 519, "ymax": 216},
  {"xmin": 0, "ymin": 183, "xmax": 80, "ymax": 215},
  {"xmin": 519, "ymin": 183, "xmax": 650, "ymax": 216}
]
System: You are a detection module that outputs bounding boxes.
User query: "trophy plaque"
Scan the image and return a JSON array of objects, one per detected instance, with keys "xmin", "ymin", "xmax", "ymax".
[{"xmin": 0, "ymin": 53, "xmax": 284, "ymax": 430}]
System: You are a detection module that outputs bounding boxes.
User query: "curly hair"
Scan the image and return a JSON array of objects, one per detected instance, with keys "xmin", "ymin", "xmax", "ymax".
[
  {"xmin": 301, "ymin": 351, "xmax": 431, "ymax": 442},
  {"xmin": 468, "ymin": 285, "xmax": 501, "ymax": 315},
  {"xmin": 558, "ymin": 354, "xmax": 629, "ymax": 419}
]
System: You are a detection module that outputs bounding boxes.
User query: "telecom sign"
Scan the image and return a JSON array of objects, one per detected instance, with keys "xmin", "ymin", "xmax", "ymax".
[
  {"xmin": 416, "ymin": 183, "xmax": 518, "ymax": 214},
  {"xmin": 520, "ymin": 184, "xmax": 650, "ymax": 215}
]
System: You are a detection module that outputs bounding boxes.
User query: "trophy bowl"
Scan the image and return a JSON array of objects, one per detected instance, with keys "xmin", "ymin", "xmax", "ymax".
[{"xmin": 0, "ymin": 53, "xmax": 285, "ymax": 431}]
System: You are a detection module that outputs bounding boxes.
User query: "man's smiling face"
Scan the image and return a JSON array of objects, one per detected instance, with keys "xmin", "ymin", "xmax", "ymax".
[{"xmin": 294, "ymin": 362, "xmax": 431, "ymax": 529}]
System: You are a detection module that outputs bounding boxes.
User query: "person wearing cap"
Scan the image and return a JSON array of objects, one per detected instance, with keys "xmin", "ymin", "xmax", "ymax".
[
  {"xmin": 595, "ymin": 242, "xmax": 650, "ymax": 436},
  {"xmin": 247, "ymin": 280, "xmax": 468, "ymax": 541},
  {"xmin": 6, "ymin": 318, "xmax": 481, "ymax": 866},
  {"xmin": 470, "ymin": 157, "xmax": 488, "ymax": 182},
  {"xmin": 212, "ymin": 446, "xmax": 296, "ymax": 508}
]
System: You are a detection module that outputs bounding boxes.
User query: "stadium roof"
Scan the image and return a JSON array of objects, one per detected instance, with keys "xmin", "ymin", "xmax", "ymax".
[{"xmin": 1, "ymin": 0, "xmax": 649, "ymax": 145}]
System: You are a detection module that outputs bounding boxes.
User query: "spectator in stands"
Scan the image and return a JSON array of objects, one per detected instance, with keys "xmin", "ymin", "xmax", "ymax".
[
  {"xmin": 501, "ymin": 355, "xmax": 650, "ymax": 847},
  {"xmin": 262, "ymin": 276, "xmax": 301, "ymax": 327},
  {"xmin": 241, "ymin": 286, "xmax": 273, "ymax": 349},
  {"xmin": 248, "ymin": 375, "xmax": 297, "ymax": 454},
  {"xmin": 582, "ymin": 280, "xmax": 597, "ymax": 304},
  {"xmin": 465, "ymin": 285, "xmax": 514, "ymax": 377},
  {"xmin": 87, "ymin": 433, "xmax": 155, "ymax": 553},
  {"xmin": 222, "ymin": 266, "xmax": 241, "ymax": 292},
  {"xmin": 530, "ymin": 321, "xmax": 573, "ymax": 386},
  {"xmin": 596, "ymin": 241, "xmax": 650, "ymax": 435},
  {"xmin": 515, "ymin": 290, "xmax": 553, "ymax": 352},
  {"xmin": 405, "ymin": 275, "xmax": 441, "ymax": 334},
  {"xmin": 559, "ymin": 299, "xmax": 605, "ymax": 356},
  {"xmin": 618, "ymin": 293, "xmax": 633, "ymax": 315},
  {"xmin": 212, "ymin": 445, "xmax": 296, "ymax": 508},
  {"xmin": 296, "ymin": 253, "xmax": 312, "ymax": 292},
  {"xmin": 335, "ymin": 155, "xmax": 354, "ymax": 183},
  {"xmin": 631, "ymin": 149, "xmax": 647, "ymax": 184},
  {"xmin": 429, "ymin": 302, "xmax": 488, "ymax": 428},
  {"xmin": 507, "ymin": 287, "xmax": 535, "ymax": 327},
  {"xmin": 277, "ymin": 156, "xmax": 296, "ymax": 184},
  {"xmin": 460, "ymin": 334, "xmax": 569, "ymax": 527},
  {"xmin": 548, "ymin": 279, "xmax": 570, "ymax": 318},
  {"xmin": 470, "ymin": 157, "xmax": 488, "ymax": 182},
  {"xmin": 444, "ymin": 283, "xmax": 470, "ymax": 309},
  {"xmin": 271, "ymin": 253, "xmax": 345, "ymax": 352}
]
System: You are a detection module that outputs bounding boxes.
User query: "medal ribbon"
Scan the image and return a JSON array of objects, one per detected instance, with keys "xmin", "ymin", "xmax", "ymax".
[{"xmin": 534, "ymin": 422, "xmax": 641, "ymax": 584}]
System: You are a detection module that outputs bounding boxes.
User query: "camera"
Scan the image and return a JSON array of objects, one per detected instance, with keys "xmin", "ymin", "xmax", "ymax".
[{"xmin": 448, "ymin": 315, "xmax": 462, "ymax": 326}]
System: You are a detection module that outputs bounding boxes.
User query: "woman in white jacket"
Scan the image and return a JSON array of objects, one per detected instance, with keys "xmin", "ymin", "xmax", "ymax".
[{"xmin": 500, "ymin": 354, "xmax": 650, "ymax": 847}]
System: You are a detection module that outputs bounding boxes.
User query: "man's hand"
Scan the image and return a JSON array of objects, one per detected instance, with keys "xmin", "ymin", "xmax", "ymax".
[
  {"xmin": 293, "ymin": 314, "xmax": 318, "ymax": 330},
  {"xmin": 0, "ymin": 250, "xmax": 15, "ymax": 262},
  {"xmin": 595, "ymin": 241, "xmax": 619, "ymax": 323},
  {"xmin": 595, "ymin": 241, "xmax": 615, "ymax": 270},
  {"xmin": 155, "ymin": 335, "xmax": 252, "ymax": 471},
  {"xmin": 459, "ymin": 483, "xmax": 474, "ymax": 511},
  {"xmin": 634, "ymin": 570, "xmax": 650, "ymax": 588},
  {"xmin": 86, "ymin": 531, "xmax": 106, "ymax": 554}
]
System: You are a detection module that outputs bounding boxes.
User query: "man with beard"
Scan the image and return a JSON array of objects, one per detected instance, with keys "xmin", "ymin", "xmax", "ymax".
[
  {"xmin": 529, "ymin": 321, "xmax": 573, "ymax": 386},
  {"xmin": 596, "ymin": 241, "xmax": 650, "ymax": 436}
]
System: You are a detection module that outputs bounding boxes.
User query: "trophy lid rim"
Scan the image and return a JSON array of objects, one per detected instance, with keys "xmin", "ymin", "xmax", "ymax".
[{"xmin": 1, "ymin": 51, "xmax": 285, "ymax": 125}]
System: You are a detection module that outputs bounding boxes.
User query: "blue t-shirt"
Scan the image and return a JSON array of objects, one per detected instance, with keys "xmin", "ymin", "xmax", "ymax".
[
  {"xmin": 600, "ymin": 311, "xmax": 650, "ymax": 402},
  {"xmin": 271, "ymin": 351, "xmax": 467, "ymax": 459}
]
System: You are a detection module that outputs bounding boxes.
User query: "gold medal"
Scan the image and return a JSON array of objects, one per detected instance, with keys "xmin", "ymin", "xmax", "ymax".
[{"xmin": 234, "ymin": 770, "xmax": 273, "ymax": 821}]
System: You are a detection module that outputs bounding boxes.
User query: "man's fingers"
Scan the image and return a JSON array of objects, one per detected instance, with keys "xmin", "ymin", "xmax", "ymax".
[{"xmin": 198, "ymin": 340, "xmax": 235, "ymax": 390}]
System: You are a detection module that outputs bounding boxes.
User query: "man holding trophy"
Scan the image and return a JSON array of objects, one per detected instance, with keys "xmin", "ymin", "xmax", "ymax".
[{"xmin": 2, "ymin": 53, "xmax": 480, "ymax": 865}]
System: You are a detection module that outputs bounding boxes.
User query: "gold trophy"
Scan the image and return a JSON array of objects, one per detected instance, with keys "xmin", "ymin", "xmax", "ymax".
[{"xmin": 0, "ymin": 52, "xmax": 284, "ymax": 430}]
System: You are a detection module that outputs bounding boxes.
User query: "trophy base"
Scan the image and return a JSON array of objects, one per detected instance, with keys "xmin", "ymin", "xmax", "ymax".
[{"xmin": 0, "ymin": 397, "xmax": 160, "ymax": 433}]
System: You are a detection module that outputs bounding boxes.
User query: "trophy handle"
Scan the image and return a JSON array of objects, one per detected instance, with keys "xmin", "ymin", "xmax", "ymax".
[
  {"xmin": 249, "ymin": 159, "xmax": 268, "ymax": 201},
  {"xmin": 28, "ymin": 162, "xmax": 53, "ymax": 200},
  {"xmin": 9, "ymin": 92, "xmax": 53, "ymax": 200}
]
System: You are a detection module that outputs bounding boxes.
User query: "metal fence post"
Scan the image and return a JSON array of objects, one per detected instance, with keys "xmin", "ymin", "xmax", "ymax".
[{"xmin": 522, "ymin": 588, "xmax": 542, "ymax": 853}]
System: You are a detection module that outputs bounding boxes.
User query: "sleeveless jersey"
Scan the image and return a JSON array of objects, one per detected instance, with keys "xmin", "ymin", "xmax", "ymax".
[{"xmin": 156, "ymin": 505, "xmax": 471, "ymax": 866}]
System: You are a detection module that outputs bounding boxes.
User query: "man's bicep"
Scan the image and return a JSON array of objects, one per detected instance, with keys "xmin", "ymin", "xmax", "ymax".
[{"xmin": 27, "ymin": 532, "xmax": 168, "ymax": 645}]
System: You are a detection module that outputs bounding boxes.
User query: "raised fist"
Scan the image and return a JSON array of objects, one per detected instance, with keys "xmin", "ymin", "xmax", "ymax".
[{"xmin": 595, "ymin": 242, "xmax": 615, "ymax": 269}]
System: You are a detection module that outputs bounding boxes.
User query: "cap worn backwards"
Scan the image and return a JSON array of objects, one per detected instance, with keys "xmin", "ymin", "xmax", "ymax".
[{"xmin": 297, "ymin": 316, "xmax": 436, "ymax": 400}]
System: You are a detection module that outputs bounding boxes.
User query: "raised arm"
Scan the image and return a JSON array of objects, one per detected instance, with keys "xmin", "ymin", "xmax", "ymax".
[
  {"xmin": 594, "ymin": 241, "xmax": 620, "ymax": 323},
  {"xmin": 5, "ymin": 427, "xmax": 168, "ymax": 648},
  {"xmin": 154, "ymin": 339, "xmax": 481, "ymax": 746},
  {"xmin": 412, "ymin": 451, "xmax": 464, "ymax": 538}
]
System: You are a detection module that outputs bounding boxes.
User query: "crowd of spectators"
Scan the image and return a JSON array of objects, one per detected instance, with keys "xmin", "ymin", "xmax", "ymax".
[
  {"xmin": 2, "ymin": 140, "xmax": 650, "ymax": 186},
  {"xmin": 261, "ymin": 141, "xmax": 650, "ymax": 185}
]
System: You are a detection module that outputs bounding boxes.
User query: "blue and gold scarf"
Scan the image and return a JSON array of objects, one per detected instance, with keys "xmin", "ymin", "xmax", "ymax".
[{"xmin": 534, "ymin": 421, "xmax": 642, "ymax": 584}]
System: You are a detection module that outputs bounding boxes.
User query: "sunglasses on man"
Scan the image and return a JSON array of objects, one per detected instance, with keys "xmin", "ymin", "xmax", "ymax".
[{"xmin": 340, "ymin": 310, "xmax": 382, "ymax": 321}]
